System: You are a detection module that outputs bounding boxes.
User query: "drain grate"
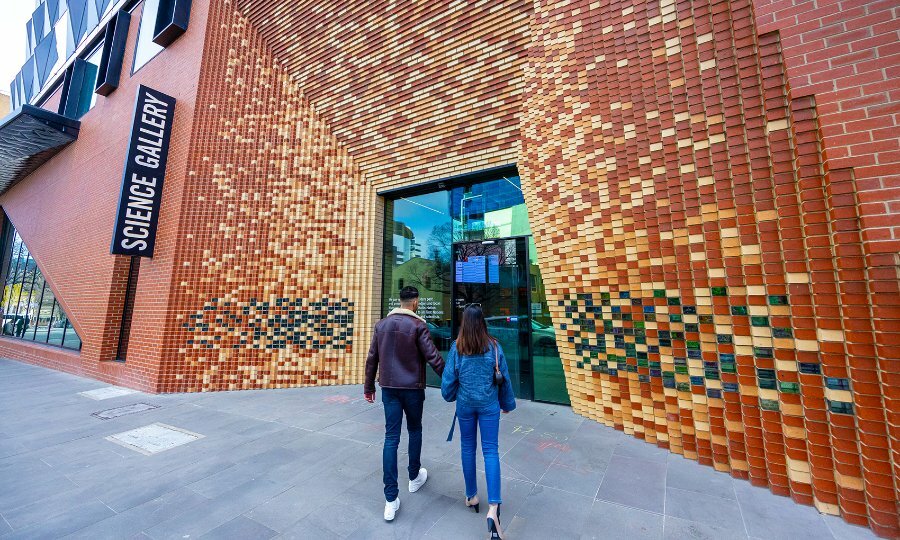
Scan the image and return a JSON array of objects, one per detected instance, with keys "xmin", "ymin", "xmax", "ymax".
[
  {"xmin": 92, "ymin": 403, "xmax": 160, "ymax": 420},
  {"xmin": 79, "ymin": 387, "xmax": 138, "ymax": 400},
  {"xmin": 106, "ymin": 423, "xmax": 204, "ymax": 455}
]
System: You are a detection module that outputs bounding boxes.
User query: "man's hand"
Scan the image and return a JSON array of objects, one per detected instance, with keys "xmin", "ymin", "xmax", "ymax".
[{"xmin": 365, "ymin": 392, "xmax": 376, "ymax": 403}]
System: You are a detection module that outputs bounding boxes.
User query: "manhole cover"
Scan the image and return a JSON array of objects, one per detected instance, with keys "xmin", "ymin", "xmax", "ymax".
[
  {"xmin": 79, "ymin": 386, "xmax": 138, "ymax": 400},
  {"xmin": 106, "ymin": 423, "xmax": 204, "ymax": 455},
  {"xmin": 92, "ymin": 403, "xmax": 160, "ymax": 420}
]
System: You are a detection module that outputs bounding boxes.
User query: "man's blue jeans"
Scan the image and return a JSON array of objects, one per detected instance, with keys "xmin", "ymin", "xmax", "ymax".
[
  {"xmin": 382, "ymin": 388, "xmax": 425, "ymax": 502},
  {"xmin": 457, "ymin": 401, "xmax": 502, "ymax": 504}
]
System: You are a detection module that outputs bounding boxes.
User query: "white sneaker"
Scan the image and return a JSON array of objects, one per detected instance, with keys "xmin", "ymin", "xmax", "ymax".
[
  {"xmin": 409, "ymin": 468, "xmax": 428, "ymax": 493},
  {"xmin": 384, "ymin": 498, "xmax": 400, "ymax": 521}
]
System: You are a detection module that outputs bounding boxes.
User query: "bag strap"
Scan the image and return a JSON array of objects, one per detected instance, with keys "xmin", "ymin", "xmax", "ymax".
[
  {"xmin": 493, "ymin": 340, "xmax": 500, "ymax": 374},
  {"xmin": 447, "ymin": 412, "xmax": 457, "ymax": 442}
]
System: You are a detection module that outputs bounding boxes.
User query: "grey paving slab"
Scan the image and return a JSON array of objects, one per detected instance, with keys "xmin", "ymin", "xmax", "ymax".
[
  {"xmin": 96, "ymin": 453, "xmax": 237, "ymax": 513},
  {"xmin": 537, "ymin": 459, "xmax": 605, "ymax": 498},
  {"xmin": 65, "ymin": 487, "xmax": 210, "ymax": 539},
  {"xmin": 733, "ymin": 481, "xmax": 835, "ymax": 540},
  {"xmin": 596, "ymin": 455, "xmax": 667, "ymax": 514},
  {"xmin": 320, "ymin": 418, "xmax": 386, "ymax": 445},
  {"xmin": 144, "ymin": 477, "xmax": 289, "ymax": 540},
  {"xmin": 0, "ymin": 472, "xmax": 80, "ymax": 514},
  {"xmin": 0, "ymin": 359, "xmax": 881, "ymax": 540},
  {"xmin": 2, "ymin": 485, "xmax": 96, "ymax": 530},
  {"xmin": 199, "ymin": 516, "xmax": 278, "ymax": 540},
  {"xmin": 278, "ymin": 516, "xmax": 343, "ymax": 540},
  {"xmin": 663, "ymin": 515, "xmax": 750, "ymax": 540},
  {"xmin": 501, "ymin": 431, "xmax": 567, "ymax": 483},
  {"xmin": 3, "ymin": 498, "xmax": 115, "ymax": 539},
  {"xmin": 243, "ymin": 485, "xmax": 330, "ymax": 533},
  {"xmin": 274, "ymin": 410, "xmax": 343, "ymax": 431},
  {"xmin": 534, "ymin": 409, "xmax": 584, "ymax": 437},
  {"xmin": 581, "ymin": 500, "xmax": 665, "ymax": 540},
  {"xmin": 505, "ymin": 514, "xmax": 581, "ymax": 540},
  {"xmin": 665, "ymin": 487, "xmax": 745, "ymax": 533},
  {"xmin": 245, "ymin": 452, "xmax": 381, "ymax": 533},
  {"xmin": 556, "ymin": 436, "xmax": 617, "ymax": 473},
  {"xmin": 613, "ymin": 433, "xmax": 670, "ymax": 464},
  {"xmin": 511, "ymin": 484, "xmax": 594, "ymax": 538},
  {"xmin": 666, "ymin": 453, "xmax": 737, "ymax": 500},
  {"xmin": 188, "ymin": 446, "xmax": 303, "ymax": 498},
  {"xmin": 0, "ymin": 439, "xmax": 26, "ymax": 459}
]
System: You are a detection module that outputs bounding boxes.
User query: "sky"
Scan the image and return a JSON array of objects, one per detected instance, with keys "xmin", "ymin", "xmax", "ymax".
[{"xmin": 0, "ymin": 0, "xmax": 36, "ymax": 96}]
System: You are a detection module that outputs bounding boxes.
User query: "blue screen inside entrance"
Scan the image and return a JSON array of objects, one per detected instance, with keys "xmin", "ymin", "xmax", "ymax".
[
  {"xmin": 456, "ymin": 254, "xmax": 500, "ymax": 283},
  {"xmin": 456, "ymin": 256, "xmax": 485, "ymax": 283}
]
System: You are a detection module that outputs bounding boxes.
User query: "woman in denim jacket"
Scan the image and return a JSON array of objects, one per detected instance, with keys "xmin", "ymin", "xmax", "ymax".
[{"xmin": 441, "ymin": 305, "xmax": 516, "ymax": 539}]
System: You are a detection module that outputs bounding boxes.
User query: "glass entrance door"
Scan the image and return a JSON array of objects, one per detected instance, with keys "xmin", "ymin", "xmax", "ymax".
[
  {"xmin": 452, "ymin": 237, "xmax": 533, "ymax": 400},
  {"xmin": 383, "ymin": 171, "xmax": 570, "ymax": 404}
]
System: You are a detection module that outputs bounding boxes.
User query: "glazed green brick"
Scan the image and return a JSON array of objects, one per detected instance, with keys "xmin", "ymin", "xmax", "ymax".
[
  {"xmin": 779, "ymin": 381, "xmax": 800, "ymax": 394},
  {"xmin": 773, "ymin": 327, "xmax": 792, "ymax": 338},
  {"xmin": 760, "ymin": 398, "xmax": 780, "ymax": 411}
]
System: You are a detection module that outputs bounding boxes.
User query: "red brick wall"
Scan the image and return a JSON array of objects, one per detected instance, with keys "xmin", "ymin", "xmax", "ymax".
[
  {"xmin": 236, "ymin": 0, "xmax": 532, "ymax": 191},
  {"xmin": 0, "ymin": 0, "xmax": 212, "ymax": 391},
  {"xmin": 520, "ymin": 0, "xmax": 897, "ymax": 536},
  {"xmin": 152, "ymin": 0, "xmax": 374, "ymax": 392},
  {"xmin": 751, "ymin": 1, "xmax": 900, "ymax": 533}
]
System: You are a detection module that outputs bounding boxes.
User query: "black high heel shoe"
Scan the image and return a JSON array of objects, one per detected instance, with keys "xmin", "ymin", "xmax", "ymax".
[
  {"xmin": 465, "ymin": 495, "xmax": 480, "ymax": 513},
  {"xmin": 487, "ymin": 504, "xmax": 504, "ymax": 539}
]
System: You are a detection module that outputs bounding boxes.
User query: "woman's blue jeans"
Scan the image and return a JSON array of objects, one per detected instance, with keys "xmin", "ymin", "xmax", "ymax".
[{"xmin": 457, "ymin": 402, "xmax": 502, "ymax": 504}]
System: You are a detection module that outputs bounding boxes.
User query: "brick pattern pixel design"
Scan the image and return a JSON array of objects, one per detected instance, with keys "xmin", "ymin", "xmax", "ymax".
[
  {"xmin": 520, "ymin": 0, "xmax": 897, "ymax": 535},
  {"xmin": 162, "ymin": 0, "xmax": 374, "ymax": 392}
]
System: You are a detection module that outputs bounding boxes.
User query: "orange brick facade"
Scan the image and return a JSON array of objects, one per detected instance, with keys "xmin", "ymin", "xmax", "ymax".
[{"xmin": 1, "ymin": 0, "xmax": 896, "ymax": 535}]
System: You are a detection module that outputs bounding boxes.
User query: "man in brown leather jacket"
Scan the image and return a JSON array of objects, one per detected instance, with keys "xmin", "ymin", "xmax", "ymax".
[{"xmin": 364, "ymin": 286, "xmax": 445, "ymax": 521}]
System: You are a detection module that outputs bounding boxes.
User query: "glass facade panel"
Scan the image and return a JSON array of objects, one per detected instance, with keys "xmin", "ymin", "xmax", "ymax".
[
  {"xmin": 451, "ymin": 175, "xmax": 530, "ymax": 241},
  {"xmin": 529, "ymin": 237, "xmax": 568, "ymax": 404},
  {"xmin": 383, "ymin": 191, "xmax": 453, "ymax": 387},
  {"xmin": 0, "ymin": 215, "xmax": 81, "ymax": 351},
  {"xmin": 132, "ymin": 0, "xmax": 164, "ymax": 73}
]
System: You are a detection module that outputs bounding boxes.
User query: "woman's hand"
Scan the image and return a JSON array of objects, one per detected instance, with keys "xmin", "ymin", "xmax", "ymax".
[{"xmin": 501, "ymin": 410, "xmax": 509, "ymax": 414}]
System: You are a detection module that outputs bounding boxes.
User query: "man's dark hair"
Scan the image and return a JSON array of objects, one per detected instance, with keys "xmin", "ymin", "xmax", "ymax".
[{"xmin": 399, "ymin": 286, "xmax": 419, "ymax": 302}]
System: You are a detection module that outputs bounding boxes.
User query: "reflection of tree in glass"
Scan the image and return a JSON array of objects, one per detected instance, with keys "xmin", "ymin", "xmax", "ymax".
[
  {"xmin": 403, "ymin": 222, "xmax": 506, "ymax": 295},
  {"xmin": 454, "ymin": 238, "xmax": 518, "ymax": 313}
]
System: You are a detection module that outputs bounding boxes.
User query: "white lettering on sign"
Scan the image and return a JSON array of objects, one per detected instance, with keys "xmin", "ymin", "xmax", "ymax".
[{"xmin": 111, "ymin": 86, "xmax": 176, "ymax": 257}]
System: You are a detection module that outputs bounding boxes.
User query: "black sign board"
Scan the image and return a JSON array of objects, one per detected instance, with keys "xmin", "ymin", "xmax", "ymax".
[{"xmin": 110, "ymin": 85, "xmax": 176, "ymax": 257}]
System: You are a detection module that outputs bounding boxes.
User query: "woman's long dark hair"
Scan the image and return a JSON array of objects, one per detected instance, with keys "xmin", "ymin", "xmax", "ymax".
[{"xmin": 457, "ymin": 305, "xmax": 494, "ymax": 356}]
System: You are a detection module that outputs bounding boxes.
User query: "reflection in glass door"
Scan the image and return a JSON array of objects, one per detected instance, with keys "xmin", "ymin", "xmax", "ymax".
[
  {"xmin": 382, "ymin": 171, "xmax": 570, "ymax": 405},
  {"xmin": 452, "ymin": 238, "xmax": 532, "ymax": 400}
]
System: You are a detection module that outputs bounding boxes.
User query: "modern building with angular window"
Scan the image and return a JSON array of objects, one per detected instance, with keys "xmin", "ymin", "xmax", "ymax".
[{"xmin": 1, "ymin": 0, "xmax": 897, "ymax": 535}]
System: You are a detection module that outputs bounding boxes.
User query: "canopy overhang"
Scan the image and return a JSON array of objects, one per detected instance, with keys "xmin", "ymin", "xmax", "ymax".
[{"xmin": 0, "ymin": 105, "xmax": 80, "ymax": 196}]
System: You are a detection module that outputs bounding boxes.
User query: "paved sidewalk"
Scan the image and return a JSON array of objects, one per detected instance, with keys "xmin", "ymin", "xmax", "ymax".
[{"xmin": 0, "ymin": 359, "xmax": 876, "ymax": 540}]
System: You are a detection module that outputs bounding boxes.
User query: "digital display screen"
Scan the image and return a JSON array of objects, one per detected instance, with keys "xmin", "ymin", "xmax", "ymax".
[{"xmin": 456, "ymin": 254, "xmax": 501, "ymax": 284}]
